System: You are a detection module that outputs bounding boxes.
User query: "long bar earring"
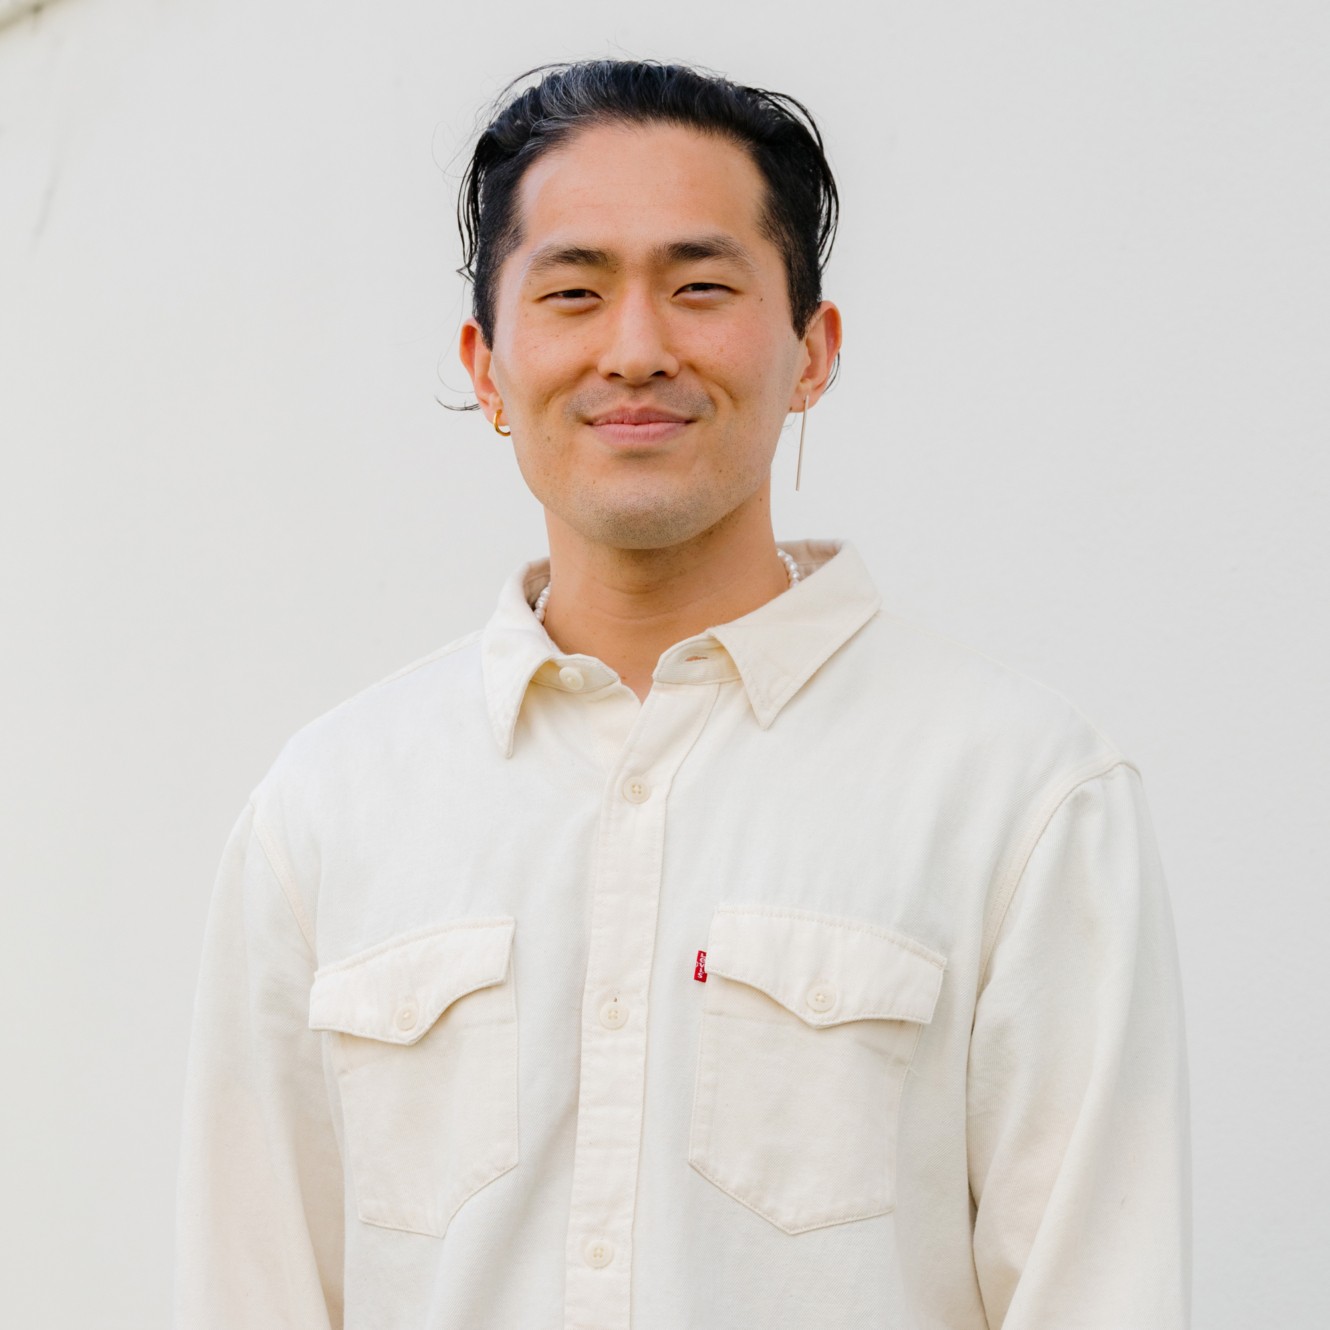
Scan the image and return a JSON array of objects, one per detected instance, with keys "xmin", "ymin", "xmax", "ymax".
[{"xmin": 795, "ymin": 395, "xmax": 809, "ymax": 490}]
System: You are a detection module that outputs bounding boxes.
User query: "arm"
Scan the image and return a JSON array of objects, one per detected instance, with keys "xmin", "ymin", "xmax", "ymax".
[
  {"xmin": 174, "ymin": 800, "xmax": 344, "ymax": 1329},
  {"xmin": 967, "ymin": 762, "xmax": 1191, "ymax": 1328}
]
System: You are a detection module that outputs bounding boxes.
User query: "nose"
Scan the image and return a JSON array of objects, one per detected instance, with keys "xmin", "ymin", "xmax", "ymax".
[{"xmin": 596, "ymin": 288, "xmax": 680, "ymax": 384}]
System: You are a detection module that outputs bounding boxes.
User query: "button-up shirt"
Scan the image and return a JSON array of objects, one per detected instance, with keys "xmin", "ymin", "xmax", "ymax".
[{"xmin": 174, "ymin": 537, "xmax": 1190, "ymax": 1329}]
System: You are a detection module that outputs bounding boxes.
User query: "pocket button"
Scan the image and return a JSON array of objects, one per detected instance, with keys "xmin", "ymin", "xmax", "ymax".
[
  {"xmin": 395, "ymin": 1005, "xmax": 418, "ymax": 1031},
  {"xmin": 805, "ymin": 982, "xmax": 837, "ymax": 1014}
]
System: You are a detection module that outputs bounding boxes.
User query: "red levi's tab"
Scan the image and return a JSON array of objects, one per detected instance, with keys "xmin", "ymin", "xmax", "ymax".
[{"xmin": 694, "ymin": 950, "xmax": 708, "ymax": 982}]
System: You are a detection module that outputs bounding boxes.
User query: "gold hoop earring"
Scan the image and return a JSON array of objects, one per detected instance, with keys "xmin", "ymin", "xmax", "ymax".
[
  {"xmin": 795, "ymin": 395, "xmax": 809, "ymax": 490},
  {"xmin": 492, "ymin": 407, "xmax": 512, "ymax": 438}
]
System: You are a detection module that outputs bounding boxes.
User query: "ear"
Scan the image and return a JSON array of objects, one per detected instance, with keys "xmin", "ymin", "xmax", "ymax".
[
  {"xmin": 789, "ymin": 300, "xmax": 843, "ymax": 411},
  {"xmin": 459, "ymin": 317, "xmax": 502, "ymax": 416}
]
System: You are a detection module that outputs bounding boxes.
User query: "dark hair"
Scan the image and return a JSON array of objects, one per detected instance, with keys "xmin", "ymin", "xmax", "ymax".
[{"xmin": 457, "ymin": 59, "xmax": 839, "ymax": 346}]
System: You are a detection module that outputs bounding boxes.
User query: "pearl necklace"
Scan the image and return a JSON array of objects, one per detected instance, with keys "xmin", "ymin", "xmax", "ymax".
[{"xmin": 532, "ymin": 546, "xmax": 802, "ymax": 624}]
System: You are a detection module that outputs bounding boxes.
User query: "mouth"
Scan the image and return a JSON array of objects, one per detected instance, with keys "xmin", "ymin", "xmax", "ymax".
[{"xmin": 586, "ymin": 409, "xmax": 693, "ymax": 448}]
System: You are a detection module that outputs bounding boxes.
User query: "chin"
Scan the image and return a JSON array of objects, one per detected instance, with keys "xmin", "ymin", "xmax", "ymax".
[{"xmin": 566, "ymin": 494, "xmax": 725, "ymax": 551}]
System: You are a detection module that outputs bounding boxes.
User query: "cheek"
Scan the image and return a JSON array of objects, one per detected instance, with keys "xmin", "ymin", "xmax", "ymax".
[
  {"xmin": 713, "ymin": 342, "xmax": 799, "ymax": 416},
  {"xmin": 697, "ymin": 307, "xmax": 799, "ymax": 395},
  {"xmin": 495, "ymin": 322, "xmax": 595, "ymax": 406}
]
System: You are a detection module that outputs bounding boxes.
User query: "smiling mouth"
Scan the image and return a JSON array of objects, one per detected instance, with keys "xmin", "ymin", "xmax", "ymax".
[{"xmin": 587, "ymin": 415, "xmax": 692, "ymax": 447}]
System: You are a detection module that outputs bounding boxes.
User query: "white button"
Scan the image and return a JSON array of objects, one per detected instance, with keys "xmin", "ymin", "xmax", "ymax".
[
  {"xmin": 805, "ymin": 982, "xmax": 836, "ymax": 1013},
  {"xmin": 558, "ymin": 666, "xmax": 585, "ymax": 691},
  {"xmin": 622, "ymin": 777, "xmax": 650, "ymax": 803},
  {"xmin": 395, "ymin": 1005, "xmax": 418, "ymax": 1031},
  {"xmin": 599, "ymin": 997, "xmax": 628, "ymax": 1029},
  {"xmin": 585, "ymin": 1238, "xmax": 614, "ymax": 1268}
]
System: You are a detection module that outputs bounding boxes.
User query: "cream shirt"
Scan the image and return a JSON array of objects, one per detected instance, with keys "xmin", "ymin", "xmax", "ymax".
[{"xmin": 174, "ymin": 538, "xmax": 1190, "ymax": 1329}]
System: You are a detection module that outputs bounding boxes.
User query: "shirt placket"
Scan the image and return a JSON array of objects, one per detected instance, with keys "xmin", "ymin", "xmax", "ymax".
[{"xmin": 563, "ymin": 679, "xmax": 717, "ymax": 1330}]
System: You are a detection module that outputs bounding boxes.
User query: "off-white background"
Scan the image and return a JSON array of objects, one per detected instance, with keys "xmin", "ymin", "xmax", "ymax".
[{"xmin": 2, "ymin": 0, "xmax": 1326, "ymax": 1325}]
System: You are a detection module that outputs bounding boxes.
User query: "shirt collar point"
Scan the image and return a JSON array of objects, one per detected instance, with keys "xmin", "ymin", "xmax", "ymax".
[
  {"xmin": 488, "ymin": 705, "xmax": 518, "ymax": 758},
  {"xmin": 708, "ymin": 540, "xmax": 880, "ymax": 726}
]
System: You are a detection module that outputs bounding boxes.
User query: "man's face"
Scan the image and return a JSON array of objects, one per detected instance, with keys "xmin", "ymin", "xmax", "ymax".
[{"xmin": 461, "ymin": 121, "xmax": 836, "ymax": 551}]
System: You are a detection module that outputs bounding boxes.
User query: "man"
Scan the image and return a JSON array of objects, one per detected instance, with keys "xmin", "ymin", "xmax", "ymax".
[{"xmin": 175, "ymin": 60, "xmax": 1190, "ymax": 1329}]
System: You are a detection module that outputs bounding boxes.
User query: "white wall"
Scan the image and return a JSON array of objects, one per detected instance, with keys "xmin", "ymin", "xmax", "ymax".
[{"xmin": 2, "ymin": 0, "xmax": 1325, "ymax": 1324}]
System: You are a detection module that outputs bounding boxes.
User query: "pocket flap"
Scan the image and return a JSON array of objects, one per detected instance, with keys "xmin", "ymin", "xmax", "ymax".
[
  {"xmin": 308, "ymin": 916, "xmax": 515, "ymax": 1045},
  {"xmin": 703, "ymin": 905, "xmax": 945, "ymax": 1028}
]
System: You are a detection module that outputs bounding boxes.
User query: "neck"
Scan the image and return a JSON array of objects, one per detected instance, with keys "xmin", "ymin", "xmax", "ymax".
[{"xmin": 538, "ymin": 487, "xmax": 789, "ymax": 702}]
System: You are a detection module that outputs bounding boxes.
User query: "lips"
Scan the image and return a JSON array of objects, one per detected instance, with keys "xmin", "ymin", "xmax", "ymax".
[
  {"xmin": 588, "ymin": 409, "xmax": 691, "ymax": 426},
  {"xmin": 587, "ymin": 407, "xmax": 693, "ymax": 448}
]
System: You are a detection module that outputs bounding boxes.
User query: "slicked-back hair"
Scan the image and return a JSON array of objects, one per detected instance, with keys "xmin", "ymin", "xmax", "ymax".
[{"xmin": 457, "ymin": 60, "xmax": 839, "ymax": 347}]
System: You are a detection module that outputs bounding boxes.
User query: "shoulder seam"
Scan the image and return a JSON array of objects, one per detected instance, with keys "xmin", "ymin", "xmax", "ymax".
[
  {"xmin": 874, "ymin": 611, "xmax": 1122, "ymax": 753},
  {"xmin": 249, "ymin": 800, "xmax": 317, "ymax": 959},
  {"xmin": 241, "ymin": 633, "xmax": 485, "ymax": 958},
  {"xmin": 977, "ymin": 755, "xmax": 1139, "ymax": 985}
]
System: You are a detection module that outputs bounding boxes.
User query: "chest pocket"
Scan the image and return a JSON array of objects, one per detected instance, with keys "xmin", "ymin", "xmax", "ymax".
[
  {"xmin": 688, "ymin": 905, "xmax": 945, "ymax": 1235},
  {"xmin": 308, "ymin": 915, "xmax": 518, "ymax": 1238}
]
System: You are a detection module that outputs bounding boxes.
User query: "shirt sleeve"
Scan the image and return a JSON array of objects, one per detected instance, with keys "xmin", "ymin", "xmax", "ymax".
[
  {"xmin": 174, "ymin": 799, "xmax": 344, "ymax": 1329},
  {"xmin": 966, "ymin": 761, "xmax": 1191, "ymax": 1328}
]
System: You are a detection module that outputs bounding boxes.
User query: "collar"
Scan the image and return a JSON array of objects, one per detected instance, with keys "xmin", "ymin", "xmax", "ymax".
[{"xmin": 480, "ymin": 538, "xmax": 881, "ymax": 757}]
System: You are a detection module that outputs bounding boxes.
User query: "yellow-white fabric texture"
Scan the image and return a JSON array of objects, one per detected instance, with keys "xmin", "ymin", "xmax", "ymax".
[{"xmin": 174, "ymin": 538, "xmax": 1190, "ymax": 1329}]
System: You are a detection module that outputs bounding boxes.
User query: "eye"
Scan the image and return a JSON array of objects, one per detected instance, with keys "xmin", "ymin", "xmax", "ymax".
[
  {"xmin": 545, "ymin": 288, "xmax": 598, "ymax": 301},
  {"xmin": 675, "ymin": 282, "xmax": 734, "ymax": 303}
]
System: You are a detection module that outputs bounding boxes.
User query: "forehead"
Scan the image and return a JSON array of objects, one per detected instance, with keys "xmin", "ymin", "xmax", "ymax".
[{"xmin": 509, "ymin": 121, "xmax": 774, "ymax": 263}]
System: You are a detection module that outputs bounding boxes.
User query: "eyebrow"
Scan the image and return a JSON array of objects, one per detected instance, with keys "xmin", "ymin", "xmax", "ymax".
[
  {"xmin": 525, "ymin": 245, "xmax": 615, "ymax": 277},
  {"xmin": 654, "ymin": 235, "xmax": 758, "ymax": 271},
  {"xmin": 523, "ymin": 234, "xmax": 759, "ymax": 278}
]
